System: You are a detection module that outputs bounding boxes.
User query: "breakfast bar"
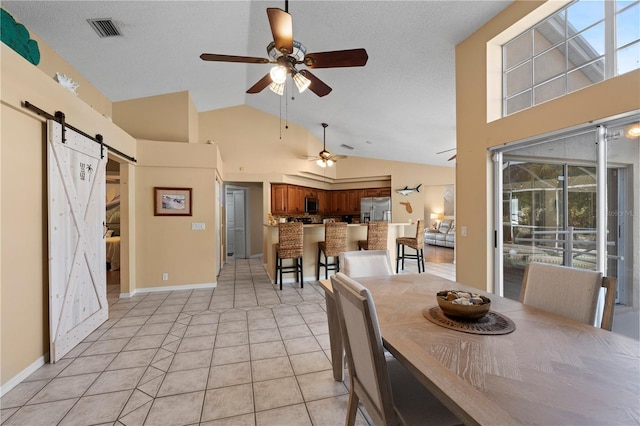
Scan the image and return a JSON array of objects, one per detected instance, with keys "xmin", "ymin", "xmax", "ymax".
[{"xmin": 263, "ymin": 222, "xmax": 410, "ymax": 283}]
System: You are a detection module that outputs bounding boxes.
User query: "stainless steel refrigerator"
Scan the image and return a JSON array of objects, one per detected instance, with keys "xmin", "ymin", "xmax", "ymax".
[{"xmin": 360, "ymin": 197, "xmax": 391, "ymax": 223}]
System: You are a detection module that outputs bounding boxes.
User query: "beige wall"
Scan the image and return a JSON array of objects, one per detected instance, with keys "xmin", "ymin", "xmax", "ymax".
[
  {"xmin": 0, "ymin": 43, "xmax": 136, "ymax": 387},
  {"xmin": 113, "ymin": 92, "xmax": 194, "ymax": 143},
  {"xmin": 455, "ymin": 0, "xmax": 640, "ymax": 291},
  {"xmin": 26, "ymin": 32, "xmax": 113, "ymax": 118},
  {"xmin": 134, "ymin": 140, "xmax": 220, "ymax": 290},
  {"xmin": 200, "ymin": 106, "xmax": 455, "ymax": 227}
]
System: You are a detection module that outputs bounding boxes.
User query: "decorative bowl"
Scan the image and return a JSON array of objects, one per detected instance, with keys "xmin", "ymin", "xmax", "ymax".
[{"xmin": 436, "ymin": 290, "xmax": 491, "ymax": 320}]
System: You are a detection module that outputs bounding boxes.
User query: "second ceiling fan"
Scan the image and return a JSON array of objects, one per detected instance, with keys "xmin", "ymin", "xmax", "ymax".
[{"xmin": 200, "ymin": 4, "xmax": 368, "ymax": 97}]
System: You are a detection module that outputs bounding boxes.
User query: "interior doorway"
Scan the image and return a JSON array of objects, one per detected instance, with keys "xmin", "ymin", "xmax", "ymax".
[{"xmin": 225, "ymin": 185, "xmax": 248, "ymax": 258}]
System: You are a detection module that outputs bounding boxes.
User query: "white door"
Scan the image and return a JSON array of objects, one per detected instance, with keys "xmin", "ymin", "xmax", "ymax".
[
  {"xmin": 47, "ymin": 120, "xmax": 108, "ymax": 362},
  {"xmin": 233, "ymin": 190, "xmax": 246, "ymax": 258}
]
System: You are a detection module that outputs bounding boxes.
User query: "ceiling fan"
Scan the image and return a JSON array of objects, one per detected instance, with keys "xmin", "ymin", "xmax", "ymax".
[
  {"xmin": 314, "ymin": 123, "xmax": 346, "ymax": 167},
  {"xmin": 437, "ymin": 147, "xmax": 457, "ymax": 161},
  {"xmin": 200, "ymin": 3, "xmax": 368, "ymax": 97}
]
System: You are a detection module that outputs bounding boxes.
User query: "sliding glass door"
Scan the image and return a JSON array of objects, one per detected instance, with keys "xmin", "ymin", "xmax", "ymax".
[{"xmin": 493, "ymin": 115, "xmax": 638, "ymax": 310}]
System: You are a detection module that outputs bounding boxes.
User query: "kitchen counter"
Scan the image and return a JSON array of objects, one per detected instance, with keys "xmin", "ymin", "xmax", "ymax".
[{"xmin": 263, "ymin": 222, "xmax": 412, "ymax": 283}]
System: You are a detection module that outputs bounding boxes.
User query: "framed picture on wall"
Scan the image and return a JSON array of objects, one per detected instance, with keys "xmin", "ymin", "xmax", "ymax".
[{"xmin": 154, "ymin": 187, "xmax": 192, "ymax": 216}]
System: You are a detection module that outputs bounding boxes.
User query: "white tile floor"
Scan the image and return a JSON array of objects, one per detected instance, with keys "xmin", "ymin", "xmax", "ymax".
[
  {"xmin": 1, "ymin": 257, "xmax": 378, "ymax": 426},
  {"xmin": 2, "ymin": 254, "xmax": 635, "ymax": 425}
]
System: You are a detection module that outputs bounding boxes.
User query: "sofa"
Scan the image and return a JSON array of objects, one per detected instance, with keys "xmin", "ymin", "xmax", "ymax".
[{"xmin": 424, "ymin": 219, "xmax": 455, "ymax": 248}]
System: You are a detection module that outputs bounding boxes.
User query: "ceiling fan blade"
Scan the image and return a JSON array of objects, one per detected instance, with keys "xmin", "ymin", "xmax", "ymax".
[
  {"xmin": 200, "ymin": 53, "xmax": 270, "ymax": 64},
  {"xmin": 267, "ymin": 8, "xmax": 293, "ymax": 54},
  {"xmin": 331, "ymin": 155, "xmax": 348, "ymax": 160},
  {"xmin": 301, "ymin": 70, "xmax": 332, "ymax": 97},
  {"xmin": 304, "ymin": 48, "xmax": 369, "ymax": 68},
  {"xmin": 448, "ymin": 154, "xmax": 457, "ymax": 161},
  {"xmin": 246, "ymin": 73, "xmax": 273, "ymax": 94}
]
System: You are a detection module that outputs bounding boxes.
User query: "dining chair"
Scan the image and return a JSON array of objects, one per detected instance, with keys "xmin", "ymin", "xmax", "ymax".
[
  {"xmin": 274, "ymin": 222, "xmax": 304, "ymax": 290},
  {"xmin": 339, "ymin": 250, "xmax": 394, "ymax": 278},
  {"xmin": 317, "ymin": 222, "xmax": 348, "ymax": 280},
  {"xmin": 520, "ymin": 262, "xmax": 616, "ymax": 330},
  {"xmin": 330, "ymin": 272, "xmax": 461, "ymax": 426},
  {"xmin": 357, "ymin": 221, "xmax": 388, "ymax": 251},
  {"xmin": 395, "ymin": 219, "xmax": 425, "ymax": 273}
]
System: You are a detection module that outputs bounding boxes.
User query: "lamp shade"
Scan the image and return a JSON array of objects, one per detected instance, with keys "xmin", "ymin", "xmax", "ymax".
[{"xmin": 269, "ymin": 65, "xmax": 287, "ymax": 84}]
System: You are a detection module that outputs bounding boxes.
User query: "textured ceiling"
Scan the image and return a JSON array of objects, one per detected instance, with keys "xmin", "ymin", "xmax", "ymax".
[{"xmin": 3, "ymin": 1, "xmax": 512, "ymax": 166}]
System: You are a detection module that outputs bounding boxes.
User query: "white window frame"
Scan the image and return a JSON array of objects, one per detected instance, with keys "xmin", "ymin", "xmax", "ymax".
[{"xmin": 502, "ymin": 0, "xmax": 640, "ymax": 116}]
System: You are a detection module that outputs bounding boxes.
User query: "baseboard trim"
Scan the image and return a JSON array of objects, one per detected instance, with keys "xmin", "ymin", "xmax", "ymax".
[
  {"xmin": 120, "ymin": 282, "xmax": 217, "ymax": 298},
  {"xmin": 0, "ymin": 355, "xmax": 47, "ymax": 397}
]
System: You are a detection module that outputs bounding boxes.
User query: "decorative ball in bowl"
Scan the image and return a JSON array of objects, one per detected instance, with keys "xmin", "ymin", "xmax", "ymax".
[{"xmin": 436, "ymin": 290, "xmax": 491, "ymax": 320}]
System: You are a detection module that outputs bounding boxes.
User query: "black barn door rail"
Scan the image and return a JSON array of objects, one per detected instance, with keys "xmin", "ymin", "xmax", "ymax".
[{"xmin": 23, "ymin": 101, "xmax": 137, "ymax": 163}]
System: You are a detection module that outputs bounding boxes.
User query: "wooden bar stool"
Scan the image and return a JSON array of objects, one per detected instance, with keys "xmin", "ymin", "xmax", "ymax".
[
  {"xmin": 274, "ymin": 222, "xmax": 304, "ymax": 290},
  {"xmin": 317, "ymin": 222, "xmax": 348, "ymax": 280},
  {"xmin": 396, "ymin": 219, "xmax": 425, "ymax": 273},
  {"xmin": 357, "ymin": 221, "xmax": 388, "ymax": 251}
]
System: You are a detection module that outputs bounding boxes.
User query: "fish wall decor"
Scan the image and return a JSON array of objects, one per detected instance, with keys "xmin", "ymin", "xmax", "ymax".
[{"xmin": 396, "ymin": 184, "xmax": 422, "ymax": 195}]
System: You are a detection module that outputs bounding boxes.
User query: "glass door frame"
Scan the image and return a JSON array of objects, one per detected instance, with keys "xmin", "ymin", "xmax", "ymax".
[{"xmin": 491, "ymin": 116, "xmax": 636, "ymax": 302}]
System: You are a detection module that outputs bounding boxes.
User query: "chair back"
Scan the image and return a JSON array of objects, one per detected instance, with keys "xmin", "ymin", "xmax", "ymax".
[
  {"xmin": 520, "ymin": 262, "xmax": 616, "ymax": 329},
  {"xmin": 366, "ymin": 221, "xmax": 388, "ymax": 250},
  {"xmin": 331, "ymin": 272, "xmax": 397, "ymax": 425},
  {"xmin": 415, "ymin": 219, "xmax": 425, "ymax": 246},
  {"xmin": 323, "ymin": 222, "xmax": 348, "ymax": 257},
  {"xmin": 277, "ymin": 222, "xmax": 303, "ymax": 259},
  {"xmin": 340, "ymin": 250, "xmax": 394, "ymax": 278}
]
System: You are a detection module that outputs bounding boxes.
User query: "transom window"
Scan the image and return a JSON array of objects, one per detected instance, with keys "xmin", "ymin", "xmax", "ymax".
[{"xmin": 503, "ymin": 0, "xmax": 640, "ymax": 116}]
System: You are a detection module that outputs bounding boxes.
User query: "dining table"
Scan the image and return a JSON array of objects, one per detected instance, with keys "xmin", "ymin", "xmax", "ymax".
[{"xmin": 318, "ymin": 273, "xmax": 640, "ymax": 425}]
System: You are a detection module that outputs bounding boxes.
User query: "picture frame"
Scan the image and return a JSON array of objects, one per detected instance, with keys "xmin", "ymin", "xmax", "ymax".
[{"xmin": 154, "ymin": 187, "xmax": 192, "ymax": 216}]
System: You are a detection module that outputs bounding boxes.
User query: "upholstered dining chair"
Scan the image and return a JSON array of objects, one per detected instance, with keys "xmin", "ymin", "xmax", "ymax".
[
  {"xmin": 396, "ymin": 219, "xmax": 425, "ymax": 273},
  {"xmin": 520, "ymin": 262, "xmax": 616, "ymax": 330},
  {"xmin": 357, "ymin": 221, "xmax": 388, "ymax": 251},
  {"xmin": 330, "ymin": 272, "xmax": 461, "ymax": 426},
  {"xmin": 274, "ymin": 222, "xmax": 304, "ymax": 290},
  {"xmin": 339, "ymin": 250, "xmax": 394, "ymax": 278},
  {"xmin": 317, "ymin": 221, "xmax": 348, "ymax": 280}
]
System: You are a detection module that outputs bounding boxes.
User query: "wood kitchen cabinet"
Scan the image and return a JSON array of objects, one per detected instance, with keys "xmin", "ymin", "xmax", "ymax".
[
  {"xmin": 271, "ymin": 184, "xmax": 391, "ymax": 215},
  {"xmin": 348, "ymin": 190, "xmax": 364, "ymax": 214},
  {"xmin": 287, "ymin": 185, "xmax": 305, "ymax": 214},
  {"xmin": 317, "ymin": 190, "xmax": 327, "ymax": 215},
  {"xmin": 364, "ymin": 187, "xmax": 392, "ymax": 197},
  {"xmin": 271, "ymin": 184, "xmax": 288, "ymax": 214}
]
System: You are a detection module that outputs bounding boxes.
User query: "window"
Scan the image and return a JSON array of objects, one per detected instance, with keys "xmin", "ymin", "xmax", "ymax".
[{"xmin": 503, "ymin": 0, "xmax": 640, "ymax": 116}]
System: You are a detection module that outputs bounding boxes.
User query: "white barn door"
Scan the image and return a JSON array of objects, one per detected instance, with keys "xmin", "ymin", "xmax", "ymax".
[{"xmin": 47, "ymin": 120, "xmax": 108, "ymax": 362}]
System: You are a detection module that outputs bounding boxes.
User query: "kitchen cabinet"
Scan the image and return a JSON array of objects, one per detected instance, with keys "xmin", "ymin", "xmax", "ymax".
[
  {"xmin": 271, "ymin": 184, "xmax": 288, "ymax": 214},
  {"xmin": 271, "ymin": 184, "xmax": 391, "ymax": 215},
  {"xmin": 287, "ymin": 185, "xmax": 305, "ymax": 214},
  {"xmin": 364, "ymin": 187, "xmax": 392, "ymax": 197},
  {"xmin": 317, "ymin": 190, "xmax": 327, "ymax": 215},
  {"xmin": 348, "ymin": 190, "xmax": 364, "ymax": 214}
]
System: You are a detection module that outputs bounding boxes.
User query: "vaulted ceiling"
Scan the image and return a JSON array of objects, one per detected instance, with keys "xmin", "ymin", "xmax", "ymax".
[{"xmin": 3, "ymin": 1, "xmax": 512, "ymax": 166}]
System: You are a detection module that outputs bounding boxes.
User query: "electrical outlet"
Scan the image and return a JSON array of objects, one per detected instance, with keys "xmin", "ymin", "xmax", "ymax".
[
  {"xmin": 162, "ymin": 273, "xmax": 168, "ymax": 281},
  {"xmin": 461, "ymin": 226, "xmax": 467, "ymax": 237}
]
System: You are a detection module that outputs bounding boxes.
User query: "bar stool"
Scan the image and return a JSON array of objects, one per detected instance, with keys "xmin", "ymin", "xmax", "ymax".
[
  {"xmin": 274, "ymin": 222, "xmax": 304, "ymax": 290},
  {"xmin": 317, "ymin": 222, "xmax": 348, "ymax": 280},
  {"xmin": 396, "ymin": 219, "xmax": 425, "ymax": 273},
  {"xmin": 357, "ymin": 221, "xmax": 388, "ymax": 251}
]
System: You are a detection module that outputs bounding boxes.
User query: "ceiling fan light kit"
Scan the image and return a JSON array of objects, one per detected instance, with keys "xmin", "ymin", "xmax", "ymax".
[{"xmin": 200, "ymin": 6, "xmax": 368, "ymax": 97}]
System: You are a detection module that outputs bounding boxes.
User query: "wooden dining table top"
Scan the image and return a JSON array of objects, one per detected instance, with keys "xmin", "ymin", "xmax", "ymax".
[{"xmin": 321, "ymin": 273, "xmax": 640, "ymax": 425}]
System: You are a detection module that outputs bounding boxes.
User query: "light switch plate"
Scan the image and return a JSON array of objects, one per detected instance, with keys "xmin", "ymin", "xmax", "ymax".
[
  {"xmin": 192, "ymin": 223, "xmax": 205, "ymax": 230},
  {"xmin": 461, "ymin": 226, "xmax": 467, "ymax": 237}
]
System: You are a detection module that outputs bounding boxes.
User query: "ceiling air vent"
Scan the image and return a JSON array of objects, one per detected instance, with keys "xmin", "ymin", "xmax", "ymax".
[
  {"xmin": 340, "ymin": 144, "xmax": 354, "ymax": 150},
  {"xmin": 88, "ymin": 18, "xmax": 121, "ymax": 38}
]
